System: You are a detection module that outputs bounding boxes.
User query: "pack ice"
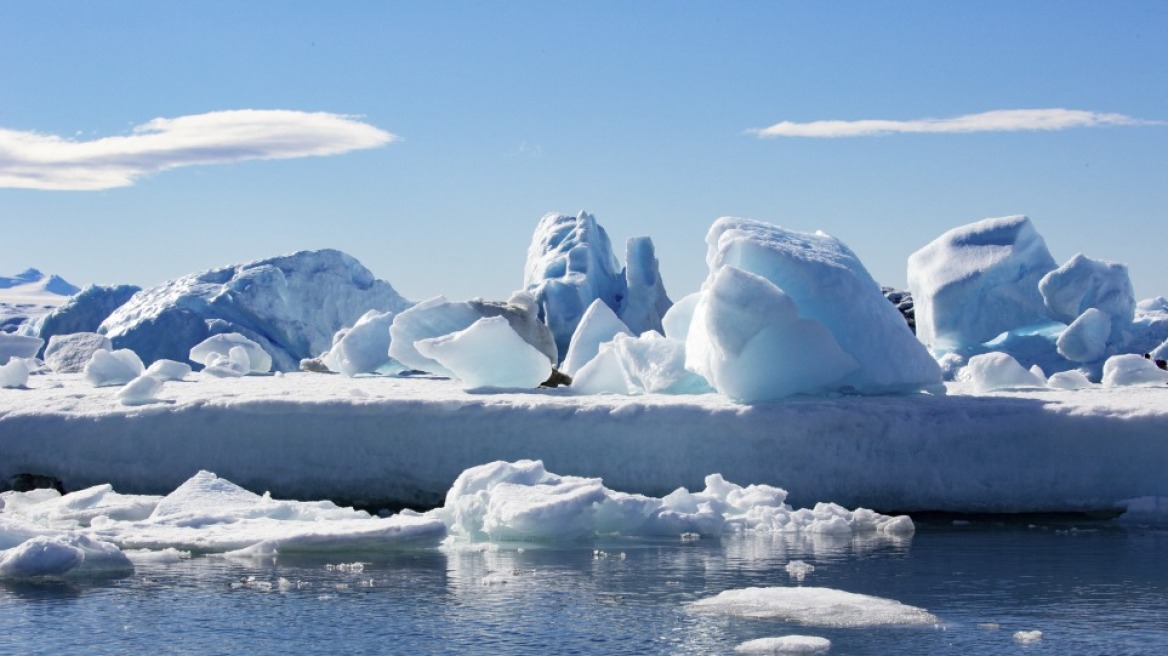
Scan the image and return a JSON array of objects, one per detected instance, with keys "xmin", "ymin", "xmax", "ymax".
[{"xmin": 100, "ymin": 249, "xmax": 410, "ymax": 371}]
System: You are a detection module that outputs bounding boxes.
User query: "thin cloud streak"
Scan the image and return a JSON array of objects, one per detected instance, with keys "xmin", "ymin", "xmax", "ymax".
[
  {"xmin": 0, "ymin": 109, "xmax": 395, "ymax": 190},
  {"xmin": 750, "ymin": 108, "xmax": 1160, "ymax": 138}
]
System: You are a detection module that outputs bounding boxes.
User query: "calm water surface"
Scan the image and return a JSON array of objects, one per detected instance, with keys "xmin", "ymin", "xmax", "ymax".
[{"xmin": 2, "ymin": 521, "xmax": 1165, "ymax": 655}]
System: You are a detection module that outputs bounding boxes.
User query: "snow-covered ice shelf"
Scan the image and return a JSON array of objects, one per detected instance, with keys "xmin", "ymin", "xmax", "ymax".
[{"xmin": 2, "ymin": 372, "xmax": 1165, "ymax": 515}]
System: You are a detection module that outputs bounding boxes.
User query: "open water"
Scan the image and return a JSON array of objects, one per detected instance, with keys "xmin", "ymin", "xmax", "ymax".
[{"xmin": 2, "ymin": 520, "xmax": 1166, "ymax": 655}]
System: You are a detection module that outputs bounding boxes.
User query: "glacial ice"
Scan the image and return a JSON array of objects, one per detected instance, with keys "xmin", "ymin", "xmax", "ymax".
[
  {"xmin": 83, "ymin": 348, "xmax": 145, "ymax": 387},
  {"xmin": 661, "ymin": 291, "xmax": 701, "ymax": 342},
  {"xmin": 44, "ymin": 332, "xmax": 112, "ymax": 373},
  {"xmin": 908, "ymin": 215, "xmax": 1057, "ymax": 352},
  {"xmin": 688, "ymin": 586, "xmax": 939, "ymax": 627},
  {"xmin": 560, "ymin": 299, "xmax": 632, "ymax": 377},
  {"xmin": 202, "ymin": 346, "xmax": 251, "ymax": 378},
  {"xmin": 23, "ymin": 283, "xmax": 141, "ymax": 345},
  {"xmin": 326, "ymin": 309, "xmax": 398, "ymax": 377},
  {"xmin": 99, "ymin": 249, "xmax": 409, "ymax": 371},
  {"xmin": 619, "ymin": 236, "xmax": 672, "ymax": 336},
  {"xmin": 415, "ymin": 316, "xmax": 552, "ymax": 389},
  {"xmin": 189, "ymin": 332, "xmax": 272, "ymax": 374},
  {"xmin": 573, "ymin": 331, "xmax": 709, "ymax": 395}
]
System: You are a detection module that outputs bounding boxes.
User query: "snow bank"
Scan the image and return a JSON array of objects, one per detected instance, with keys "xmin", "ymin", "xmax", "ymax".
[
  {"xmin": 44, "ymin": 332, "xmax": 112, "ymax": 373},
  {"xmin": 688, "ymin": 587, "xmax": 939, "ymax": 627},
  {"xmin": 694, "ymin": 217, "xmax": 941, "ymax": 397},
  {"xmin": 909, "ymin": 216, "xmax": 1057, "ymax": 351},
  {"xmin": 100, "ymin": 249, "xmax": 409, "ymax": 371},
  {"xmin": 415, "ymin": 317, "xmax": 552, "ymax": 389}
]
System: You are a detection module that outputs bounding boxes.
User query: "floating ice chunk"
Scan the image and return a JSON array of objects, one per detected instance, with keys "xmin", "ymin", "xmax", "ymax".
[
  {"xmin": 144, "ymin": 359, "xmax": 191, "ymax": 381},
  {"xmin": 618, "ymin": 236, "xmax": 672, "ymax": 336},
  {"xmin": 708, "ymin": 217, "xmax": 940, "ymax": 394},
  {"xmin": 415, "ymin": 316, "xmax": 552, "ymax": 389},
  {"xmin": 389, "ymin": 295, "xmax": 556, "ymax": 377},
  {"xmin": 962, "ymin": 352, "xmax": 1044, "ymax": 392},
  {"xmin": 84, "ymin": 348, "xmax": 145, "ymax": 387},
  {"xmin": 0, "ymin": 533, "xmax": 132, "ymax": 579},
  {"xmin": 735, "ymin": 635, "xmax": 831, "ymax": 654},
  {"xmin": 1040, "ymin": 253, "xmax": 1135, "ymax": 327},
  {"xmin": 688, "ymin": 586, "xmax": 939, "ymax": 627},
  {"xmin": 0, "ymin": 333, "xmax": 43, "ymax": 365},
  {"xmin": 189, "ymin": 333, "xmax": 271, "ymax": 374},
  {"xmin": 43, "ymin": 332, "xmax": 112, "ymax": 373},
  {"xmin": 1013, "ymin": 630, "xmax": 1043, "ymax": 644},
  {"xmin": 1047, "ymin": 369, "xmax": 1093, "ymax": 390},
  {"xmin": 785, "ymin": 560, "xmax": 815, "ymax": 582},
  {"xmin": 1102, "ymin": 354, "xmax": 1168, "ymax": 387},
  {"xmin": 908, "ymin": 215, "xmax": 1057, "ymax": 351},
  {"xmin": 116, "ymin": 374, "xmax": 165, "ymax": 406},
  {"xmin": 661, "ymin": 291, "xmax": 701, "ymax": 342},
  {"xmin": 561, "ymin": 299, "xmax": 632, "ymax": 376},
  {"xmin": 0, "ymin": 358, "xmax": 28, "ymax": 388},
  {"xmin": 328, "ymin": 309, "xmax": 398, "ymax": 377},
  {"xmin": 686, "ymin": 266, "xmax": 857, "ymax": 402},
  {"xmin": 1057, "ymin": 308, "xmax": 1112, "ymax": 363}
]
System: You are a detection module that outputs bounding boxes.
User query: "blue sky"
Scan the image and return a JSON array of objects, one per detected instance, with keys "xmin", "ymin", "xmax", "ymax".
[{"xmin": 1, "ymin": 2, "xmax": 1165, "ymax": 302}]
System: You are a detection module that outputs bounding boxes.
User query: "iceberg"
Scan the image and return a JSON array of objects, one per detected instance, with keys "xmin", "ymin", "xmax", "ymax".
[
  {"xmin": 1040, "ymin": 253, "xmax": 1135, "ymax": 328},
  {"xmin": 908, "ymin": 216, "xmax": 1057, "ymax": 351},
  {"xmin": 415, "ymin": 316, "xmax": 552, "ymax": 389},
  {"xmin": 618, "ymin": 236, "xmax": 672, "ymax": 336},
  {"xmin": 23, "ymin": 284, "xmax": 141, "ymax": 346},
  {"xmin": 697, "ymin": 217, "xmax": 940, "ymax": 396},
  {"xmin": 99, "ymin": 249, "xmax": 409, "ymax": 371},
  {"xmin": 573, "ymin": 331, "xmax": 710, "ymax": 395}
]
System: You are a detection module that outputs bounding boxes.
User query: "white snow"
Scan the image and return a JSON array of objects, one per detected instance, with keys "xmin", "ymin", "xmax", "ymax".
[
  {"xmin": 0, "ymin": 333, "xmax": 43, "ymax": 365},
  {"xmin": 908, "ymin": 215, "xmax": 1057, "ymax": 352},
  {"xmin": 0, "ymin": 268, "xmax": 79, "ymax": 333},
  {"xmin": 189, "ymin": 332, "xmax": 271, "ymax": 374},
  {"xmin": 735, "ymin": 636, "xmax": 831, "ymax": 654},
  {"xmin": 561, "ymin": 299, "xmax": 632, "ymax": 376},
  {"xmin": 83, "ymin": 348, "xmax": 145, "ymax": 387},
  {"xmin": 1101, "ymin": 354, "xmax": 1168, "ymax": 387},
  {"xmin": 415, "ymin": 316, "xmax": 552, "ymax": 389},
  {"xmin": 704, "ymin": 217, "xmax": 941, "ymax": 395},
  {"xmin": 962, "ymin": 352, "xmax": 1044, "ymax": 392},
  {"xmin": 3, "ymin": 372, "xmax": 1168, "ymax": 515},
  {"xmin": 43, "ymin": 332, "xmax": 112, "ymax": 373},
  {"xmin": 0, "ymin": 359, "xmax": 29, "ymax": 388},
  {"xmin": 688, "ymin": 586, "xmax": 939, "ymax": 627}
]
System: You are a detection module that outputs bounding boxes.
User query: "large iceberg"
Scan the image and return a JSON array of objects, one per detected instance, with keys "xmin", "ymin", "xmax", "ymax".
[
  {"xmin": 523, "ymin": 212, "xmax": 671, "ymax": 359},
  {"xmin": 22, "ymin": 284, "xmax": 141, "ymax": 348},
  {"xmin": 689, "ymin": 217, "xmax": 941, "ymax": 398},
  {"xmin": 99, "ymin": 250, "xmax": 410, "ymax": 371},
  {"xmin": 908, "ymin": 216, "xmax": 1057, "ymax": 352}
]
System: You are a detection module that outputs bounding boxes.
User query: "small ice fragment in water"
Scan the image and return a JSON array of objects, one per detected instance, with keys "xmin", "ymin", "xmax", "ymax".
[
  {"xmin": 1014, "ymin": 630, "xmax": 1043, "ymax": 643},
  {"xmin": 735, "ymin": 635, "xmax": 832, "ymax": 654},
  {"xmin": 785, "ymin": 560, "xmax": 815, "ymax": 582}
]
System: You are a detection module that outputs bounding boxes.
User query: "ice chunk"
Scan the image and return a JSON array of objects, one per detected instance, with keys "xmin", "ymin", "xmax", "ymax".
[
  {"xmin": 43, "ymin": 332, "xmax": 112, "ymax": 373},
  {"xmin": 570, "ymin": 342, "xmax": 637, "ymax": 395},
  {"xmin": 785, "ymin": 560, "xmax": 815, "ymax": 582},
  {"xmin": 618, "ymin": 236, "xmax": 672, "ymax": 336},
  {"xmin": 389, "ymin": 295, "xmax": 556, "ymax": 377},
  {"xmin": 116, "ymin": 374, "xmax": 165, "ymax": 406},
  {"xmin": 189, "ymin": 333, "xmax": 271, "ymax": 374},
  {"xmin": 1056, "ymin": 308, "xmax": 1111, "ymax": 363},
  {"xmin": 688, "ymin": 587, "xmax": 939, "ymax": 627},
  {"xmin": 0, "ymin": 358, "xmax": 29, "ymax": 388},
  {"xmin": 1047, "ymin": 369, "xmax": 1093, "ymax": 390},
  {"xmin": 0, "ymin": 533, "xmax": 132, "ymax": 579},
  {"xmin": 573, "ymin": 331, "xmax": 711, "ymax": 395},
  {"xmin": 735, "ymin": 636, "xmax": 831, "ymax": 654},
  {"xmin": 1013, "ymin": 630, "xmax": 1043, "ymax": 644},
  {"xmin": 707, "ymin": 217, "xmax": 941, "ymax": 394},
  {"xmin": 99, "ymin": 249, "xmax": 409, "ymax": 372},
  {"xmin": 1029, "ymin": 364, "xmax": 1047, "ymax": 385},
  {"xmin": 415, "ymin": 316, "xmax": 552, "ymax": 389},
  {"xmin": 328, "ymin": 309, "xmax": 398, "ymax": 377},
  {"xmin": 661, "ymin": 291, "xmax": 701, "ymax": 342},
  {"xmin": 144, "ymin": 359, "xmax": 191, "ymax": 381},
  {"xmin": 0, "ymin": 333, "xmax": 43, "ymax": 365},
  {"xmin": 908, "ymin": 215, "xmax": 1057, "ymax": 351},
  {"xmin": 962, "ymin": 352, "xmax": 1044, "ymax": 392},
  {"xmin": 685, "ymin": 266, "xmax": 858, "ymax": 402},
  {"xmin": 1040, "ymin": 253, "xmax": 1135, "ymax": 327},
  {"xmin": 202, "ymin": 346, "xmax": 251, "ymax": 378},
  {"xmin": 1102, "ymin": 354, "xmax": 1168, "ymax": 387},
  {"xmin": 83, "ymin": 348, "xmax": 145, "ymax": 387},
  {"xmin": 561, "ymin": 299, "xmax": 633, "ymax": 376},
  {"xmin": 24, "ymin": 284, "xmax": 140, "ymax": 344}
]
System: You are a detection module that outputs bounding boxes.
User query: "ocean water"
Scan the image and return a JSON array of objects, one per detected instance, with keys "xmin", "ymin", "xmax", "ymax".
[{"xmin": 2, "ymin": 521, "xmax": 1165, "ymax": 655}]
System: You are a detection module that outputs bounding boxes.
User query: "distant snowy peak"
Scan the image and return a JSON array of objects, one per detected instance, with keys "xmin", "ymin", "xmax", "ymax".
[
  {"xmin": 0, "ymin": 268, "xmax": 82, "ymax": 333},
  {"xmin": 0, "ymin": 268, "xmax": 80, "ymax": 297},
  {"xmin": 100, "ymin": 249, "xmax": 411, "ymax": 371}
]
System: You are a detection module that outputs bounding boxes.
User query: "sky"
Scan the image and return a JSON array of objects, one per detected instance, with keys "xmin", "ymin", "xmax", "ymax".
[{"xmin": 1, "ymin": 2, "xmax": 1166, "ymax": 303}]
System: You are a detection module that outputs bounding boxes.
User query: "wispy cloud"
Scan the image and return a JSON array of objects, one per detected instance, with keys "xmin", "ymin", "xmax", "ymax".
[
  {"xmin": 750, "ymin": 108, "xmax": 1160, "ymax": 138},
  {"xmin": 0, "ymin": 109, "xmax": 395, "ymax": 190}
]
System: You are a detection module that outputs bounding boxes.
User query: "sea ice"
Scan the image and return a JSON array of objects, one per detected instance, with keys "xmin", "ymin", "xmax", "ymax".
[
  {"xmin": 1101, "ymin": 354, "xmax": 1168, "ymax": 387},
  {"xmin": 908, "ymin": 215, "xmax": 1057, "ymax": 351},
  {"xmin": 560, "ymin": 299, "xmax": 632, "ymax": 376},
  {"xmin": 189, "ymin": 333, "xmax": 271, "ymax": 374},
  {"xmin": 99, "ymin": 249, "xmax": 409, "ymax": 371},
  {"xmin": 389, "ymin": 294, "xmax": 556, "ymax": 377},
  {"xmin": 688, "ymin": 586, "xmax": 939, "ymax": 627},
  {"xmin": 685, "ymin": 266, "xmax": 857, "ymax": 401},
  {"xmin": 116, "ymin": 374, "xmax": 165, "ymax": 406},
  {"xmin": 705, "ymin": 217, "xmax": 941, "ymax": 395},
  {"xmin": 0, "ymin": 533, "xmax": 132, "ymax": 579},
  {"xmin": 961, "ymin": 352, "xmax": 1044, "ymax": 392},
  {"xmin": 144, "ymin": 359, "xmax": 191, "ymax": 381},
  {"xmin": 1013, "ymin": 630, "xmax": 1043, "ymax": 644},
  {"xmin": 43, "ymin": 332, "xmax": 112, "ymax": 373},
  {"xmin": 0, "ymin": 359, "xmax": 28, "ymax": 388},
  {"xmin": 1040, "ymin": 253, "xmax": 1135, "ymax": 328},
  {"xmin": 325, "ymin": 309, "xmax": 398, "ymax": 377},
  {"xmin": 415, "ymin": 316, "xmax": 551, "ymax": 389},
  {"xmin": 0, "ymin": 333, "xmax": 43, "ymax": 365},
  {"xmin": 83, "ymin": 348, "xmax": 145, "ymax": 387},
  {"xmin": 735, "ymin": 636, "xmax": 831, "ymax": 654}
]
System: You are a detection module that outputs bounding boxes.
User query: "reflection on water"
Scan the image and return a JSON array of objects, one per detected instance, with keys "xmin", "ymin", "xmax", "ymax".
[{"xmin": 2, "ymin": 523, "xmax": 1167, "ymax": 655}]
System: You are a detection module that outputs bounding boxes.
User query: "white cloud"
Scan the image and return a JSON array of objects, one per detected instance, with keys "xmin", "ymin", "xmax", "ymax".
[
  {"xmin": 0, "ymin": 109, "xmax": 395, "ymax": 190},
  {"xmin": 750, "ymin": 108, "xmax": 1159, "ymax": 138}
]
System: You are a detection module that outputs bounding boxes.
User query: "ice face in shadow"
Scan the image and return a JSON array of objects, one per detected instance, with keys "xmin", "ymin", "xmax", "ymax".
[{"xmin": 688, "ymin": 586, "xmax": 939, "ymax": 627}]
